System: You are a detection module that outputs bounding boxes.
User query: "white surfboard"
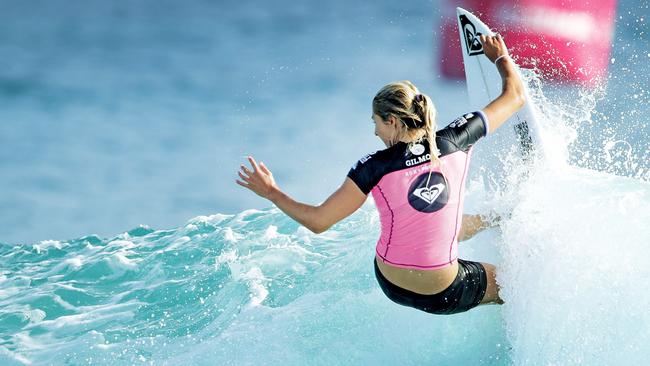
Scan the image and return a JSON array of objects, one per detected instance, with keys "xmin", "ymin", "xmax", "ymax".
[{"xmin": 456, "ymin": 7, "xmax": 548, "ymax": 192}]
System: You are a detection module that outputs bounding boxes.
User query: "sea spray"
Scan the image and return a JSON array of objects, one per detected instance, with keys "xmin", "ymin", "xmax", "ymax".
[{"xmin": 494, "ymin": 68, "xmax": 650, "ymax": 364}]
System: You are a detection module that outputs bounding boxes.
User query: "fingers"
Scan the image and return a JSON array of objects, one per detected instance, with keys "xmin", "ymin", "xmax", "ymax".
[
  {"xmin": 240, "ymin": 164, "xmax": 252, "ymax": 177},
  {"xmin": 480, "ymin": 34, "xmax": 492, "ymax": 43},
  {"xmin": 247, "ymin": 156, "xmax": 259, "ymax": 173},
  {"xmin": 479, "ymin": 33, "xmax": 503, "ymax": 44},
  {"xmin": 240, "ymin": 157, "xmax": 271, "ymax": 176},
  {"xmin": 236, "ymin": 156, "xmax": 272, "ymax": 192},
  {"xmin": 479, "ymin": 33, "xmax": 509, "ymax": 64},
  {"xmin": 495, "ymin": 33, "xmax": 506, "ymax": 46},
  {"xmin": 259, "ymin": 161, "xmax": 271, "ymax": 175}
]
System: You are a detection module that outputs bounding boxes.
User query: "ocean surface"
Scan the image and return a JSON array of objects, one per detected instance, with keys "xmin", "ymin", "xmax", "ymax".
[{"xmin": 1, "ymin": 0, "xmax": 649, "ymax": 365}]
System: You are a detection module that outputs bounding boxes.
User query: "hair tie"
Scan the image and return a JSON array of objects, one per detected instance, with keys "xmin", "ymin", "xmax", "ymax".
[{"xmin": 414, "ymin": 94, "xmax": 424, "ymax": 102}]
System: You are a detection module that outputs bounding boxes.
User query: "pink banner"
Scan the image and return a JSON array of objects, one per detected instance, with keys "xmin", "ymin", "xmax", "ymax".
[{"xmin": 439, "ymin": 0, "xmax": 617, "ymax": 86}]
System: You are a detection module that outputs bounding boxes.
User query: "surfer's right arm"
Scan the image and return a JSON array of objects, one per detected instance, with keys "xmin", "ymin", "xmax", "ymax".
[
  {"xmin": 236, "ymin": 156, "xmax": 367, "ymax": 234},
  {"xmin": 479, "ymin": 34, "xmax": 526, "ymax": 134}
]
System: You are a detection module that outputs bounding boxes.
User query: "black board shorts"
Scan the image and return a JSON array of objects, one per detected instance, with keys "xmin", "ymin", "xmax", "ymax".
[{"xmin": 374, "ymin": 257, "xmax": 487, "ymax": 315}]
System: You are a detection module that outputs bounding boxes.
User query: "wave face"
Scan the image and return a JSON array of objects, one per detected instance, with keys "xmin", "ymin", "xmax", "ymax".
[
  {"xmin": 2, "ymin": 167, "xmax": 649, "ymax": 365},
  {"xmin": 2, "ymin": 136, "xmax": 650, "ymax": 365},
  {"xmin": 0, "ymin": 206, "xmax": 509, "ymax": 365}
]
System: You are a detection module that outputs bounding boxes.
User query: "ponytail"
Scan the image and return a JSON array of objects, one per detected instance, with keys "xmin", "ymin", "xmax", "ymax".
[
  {"xmin": 372, "ymin": 80, "xmax": 443, "ymax": 185},
  {"xmin": 411, "ymin": 92, "xmax": 443, "ymax": 187}
]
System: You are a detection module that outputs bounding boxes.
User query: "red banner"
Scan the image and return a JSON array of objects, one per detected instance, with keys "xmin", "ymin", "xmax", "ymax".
[{"xmin": 439, "ymin": 0, "xmax": 617, "ymax": 86}]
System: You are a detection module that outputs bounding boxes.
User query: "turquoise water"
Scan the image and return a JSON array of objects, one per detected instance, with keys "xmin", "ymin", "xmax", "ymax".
[
  {"xmin": 2, "ymin": 0, "xmax": 650, "ymax": 364},
  {"xmin": 1, "ymin": 203, "xmax": 508, "ymax": 365},
  {"xmin": 2, "ymin": 163, "xmax": 649, "ymax": 365}
]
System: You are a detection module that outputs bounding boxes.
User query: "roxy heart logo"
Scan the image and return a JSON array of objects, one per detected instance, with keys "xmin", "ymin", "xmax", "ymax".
[
  {"xmin": 413, "ymin": 184, "xmax": 446, "ymax": 204},
  {"xmin": 407, "ymin": 172, "xmax": 449, "ymax": 213},
  {"xmin": 459, "ymin": 14, "xmax": 484, "ymax": 56}
]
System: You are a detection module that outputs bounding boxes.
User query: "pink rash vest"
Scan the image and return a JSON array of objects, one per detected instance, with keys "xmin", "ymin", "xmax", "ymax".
[{"xmin": 347, "ymin": 111, "xmax": 489, "ymax": 270}]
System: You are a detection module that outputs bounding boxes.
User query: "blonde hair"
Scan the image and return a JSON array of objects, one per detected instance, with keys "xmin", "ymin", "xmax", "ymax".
[{"xmin": 372, "ymin": 80, "xmax": 442, "ymax": 181}]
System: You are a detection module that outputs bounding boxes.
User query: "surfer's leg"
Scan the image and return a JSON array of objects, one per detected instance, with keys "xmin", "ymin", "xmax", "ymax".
[
  {"xmin": 458, "ymin": 214, "xmax": 490, "ymax": 241},
  {"xmin": 477, "ymin": 262, "xmax": 504, "ymax": 305}
]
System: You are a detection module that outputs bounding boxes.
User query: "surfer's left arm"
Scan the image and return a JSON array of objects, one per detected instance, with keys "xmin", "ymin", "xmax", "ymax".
[
  {"xmin": 236, "ymin": 156, "xmax": 367, "ymax": 234},
  {"xmin": 479, "ymin": 34, "xmax": 526, "ymax": 134}
]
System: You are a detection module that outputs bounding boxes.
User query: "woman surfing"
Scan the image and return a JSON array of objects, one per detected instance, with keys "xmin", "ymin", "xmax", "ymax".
[{"xmin": 236, "ymin": 34, "xmax": 524, "ymax": 314}]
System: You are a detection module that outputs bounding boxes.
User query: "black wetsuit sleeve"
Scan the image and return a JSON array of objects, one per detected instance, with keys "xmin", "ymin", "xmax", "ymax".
[
  {"xmin": 346, "ymin": 153, "xmax": 379, "ymax": 195},
  {"xmin": 436, "ymin": 110, "xmax": 489, "ymax": 152}
]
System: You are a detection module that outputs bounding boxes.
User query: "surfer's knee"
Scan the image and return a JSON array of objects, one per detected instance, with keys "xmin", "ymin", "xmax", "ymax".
[
  {"xmin": 458, "ymin": 214, "xmax": 488, "ymax": 242},
  {"xmin": 479, "ymin": 262, "xmax": 504, "ymax": 305},
  {"xmin": 459, "ymin": 212, "xmax": 505, "ymax": 242}
]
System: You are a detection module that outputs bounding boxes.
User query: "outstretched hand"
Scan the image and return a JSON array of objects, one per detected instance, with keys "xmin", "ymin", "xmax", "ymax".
[
  {"xmin": 236, "ymin": 156, "xmax": 279, "ymax": 200},
  {"xmin": 479, "ymin": 33, "xmax": 509, "ymax": 64}
]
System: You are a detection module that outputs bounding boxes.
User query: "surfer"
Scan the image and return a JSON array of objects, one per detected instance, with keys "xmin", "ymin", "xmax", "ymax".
[{"xmin": 236, "ymin": 34, "xmax": 524, "ymax": 314}]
